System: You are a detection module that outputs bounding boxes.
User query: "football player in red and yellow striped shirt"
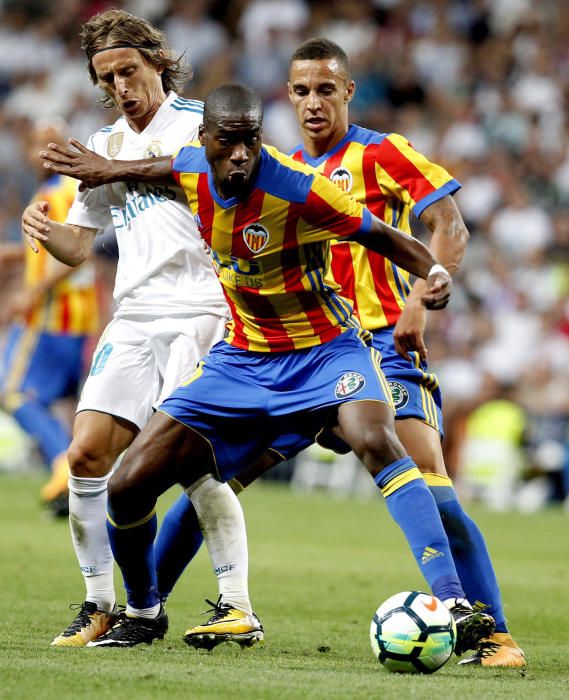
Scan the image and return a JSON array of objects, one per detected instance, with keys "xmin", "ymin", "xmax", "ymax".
[
  {"xmin": 0, "ymin": 121, "xmax": 98, "ymax": 515},
  {"xmin": 39, "ymin": 84, "xmax": 494, "ymax": 649},
  {"xmin": 284, "ymin": 38, "xmax": 522, "ymax": 667}
]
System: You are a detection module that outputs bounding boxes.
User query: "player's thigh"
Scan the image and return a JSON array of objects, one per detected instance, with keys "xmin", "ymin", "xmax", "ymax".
[
  {"xmin": 395, "ymin": 417, "xmax": 446, "ymax": 475},
  {"xmin": 69, "ymin": 409, "xmax": 138, "ymax": 477},
  {"xmin": 78, "ymin": 319, "xmax": 158, "ymax": 430},
  {"xmin": 157, "ymin": 313, "xmax": 227, "ymax": 401}
]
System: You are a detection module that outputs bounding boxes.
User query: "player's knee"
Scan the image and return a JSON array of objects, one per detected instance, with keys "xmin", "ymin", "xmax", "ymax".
[{"xmin": 67, "ymin": 438, "xmax": 113, "ymax": 478}]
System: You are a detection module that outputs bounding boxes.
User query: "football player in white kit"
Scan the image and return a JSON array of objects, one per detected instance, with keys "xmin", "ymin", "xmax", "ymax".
[{"xmin": 21, "ymin": 9, "xmax": 238, "ymax": 647}]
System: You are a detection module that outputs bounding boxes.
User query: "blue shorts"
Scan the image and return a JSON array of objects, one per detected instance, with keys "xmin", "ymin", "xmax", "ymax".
[
  {"xmin": 159, "ymin": 328, "xmax": 393, "ymax": 479},
  {"xmin": 0, "ymin": 324, "xmax": 87, "ymax": 407},
  {"xmin": 373, "ymin": 327, "xmax": 443, "ymax": 437}
]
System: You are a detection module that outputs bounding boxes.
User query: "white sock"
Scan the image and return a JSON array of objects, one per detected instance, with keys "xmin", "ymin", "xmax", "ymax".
[
  {"xmin": 443, "ymin": 597, "xmax": 472, "ymax": 610},
  {"xmin": 68, "ymin": 474, "xmax": 115, "ymax": 613},
  {"xmin": 126, "ymin": 604, "xmax": 160, "ymax": 619},
  {"xmin": 187, "ymin": 475, "xmax": 251, "ymax": 614}
]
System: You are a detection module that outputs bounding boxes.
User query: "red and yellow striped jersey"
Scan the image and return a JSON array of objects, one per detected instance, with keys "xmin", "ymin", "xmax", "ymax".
[
  {"xmin": 25, "ymin": 174, "xmax": 98, "ymax": 334},
  {"xmin": 290, "ymin": 125, "xmax": 460, "ymax": 330},
  {"xmin": 172, "ymin": 143, "xmax": 373, "ymax": 352}
]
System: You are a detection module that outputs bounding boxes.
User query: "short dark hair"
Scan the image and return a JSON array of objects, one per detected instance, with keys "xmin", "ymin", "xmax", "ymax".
[
  {"xmin": 81, "ymin": 9, "xmax": 191, "ymax": 108},
  {"xmin": 203, "ymin": 84, "xmax": 263, "ymax": 128},
  {"xmin": 289, "ymin": 38, "xmax": 350, "ymax": 79}
]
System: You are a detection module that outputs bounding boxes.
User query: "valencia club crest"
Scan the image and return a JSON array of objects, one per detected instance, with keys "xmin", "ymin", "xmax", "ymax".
[{"xmin": 243, "ymin": 223, "xmax": 270, "ymax": 253}]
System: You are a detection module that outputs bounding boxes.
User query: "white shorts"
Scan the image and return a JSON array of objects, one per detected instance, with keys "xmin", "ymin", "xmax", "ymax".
[{"xmin": 77, "ymin": 314, "xmax": 227, "ymax": 430}]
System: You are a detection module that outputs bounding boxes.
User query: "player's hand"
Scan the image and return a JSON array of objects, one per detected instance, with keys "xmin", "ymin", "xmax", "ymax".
[
  {"xmin": 21, "ymin": 201, "xmax": 50, "ymax": 253},
  {"xmin": 422, "ymin": 265, "xmax": 452, "ymax": 311},
  {"xmin": 40, "ymin": 139, "xmax": 108, "ymax": 191},
  {"xmin": 393, "ymin": 299, "xmax": 428, "ymax": 361}
]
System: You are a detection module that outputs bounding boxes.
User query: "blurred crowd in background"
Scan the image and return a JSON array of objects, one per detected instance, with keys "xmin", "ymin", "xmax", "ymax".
[{"xmin": 0, "ymin": 0, "xmax": 568, "ymax": 511}]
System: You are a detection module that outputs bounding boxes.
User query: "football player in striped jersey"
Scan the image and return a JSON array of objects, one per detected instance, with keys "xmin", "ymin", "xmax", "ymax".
[
  {"xmin": 283, "ymin": 38, "xmax": 524, "ymax": 668},
  {"xmin": 40, "ymin": 83, "xmax": 494, "ymax": 651}
]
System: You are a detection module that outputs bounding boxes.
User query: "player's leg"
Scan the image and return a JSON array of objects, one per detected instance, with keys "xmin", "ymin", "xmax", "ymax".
[
  {"xmin": 156, "ymin": 451, "xmax": 280, "ymax": 602},
  {"xmin": 152, "ymin": 313, "xmax": 230, "ymax": 601},
  {"xmin": 337, "ymin": 398, "xmax": 494, "ymax": 655},
  {"xmin": 90, "ymin": 411, "xmax": 241, "ymax": 647},
  {"xmin": 0, "ymin": 327, "xmax": 78, "ymax": 512},
  {"xmin": 50, "ymin": 409, "xmax": 137, "ymax": 647},
  {"xmin": 51, "ymin": 319, "xmax": 157, "ymax": 646},
  {"xmin": 396, "ymin": 418, "xmax": 525, "ymax": 667}
]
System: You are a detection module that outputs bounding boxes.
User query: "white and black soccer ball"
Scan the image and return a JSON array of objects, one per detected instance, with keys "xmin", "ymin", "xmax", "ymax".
[{"xmin": 370, "ymin": 591, "xmax": 456, "ymax": 674}]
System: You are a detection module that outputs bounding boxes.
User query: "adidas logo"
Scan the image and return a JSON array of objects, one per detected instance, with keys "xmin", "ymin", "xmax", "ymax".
[{"xmin": 421, "ymin": 546, "xmax": 444, "ymax": 564}]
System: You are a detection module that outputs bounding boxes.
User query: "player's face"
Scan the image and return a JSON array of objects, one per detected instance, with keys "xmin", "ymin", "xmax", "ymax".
[
  {"xmin": 288, "ymin": 58, "xmax": 354, "ymax": 155},
  {"xmin": 200, "ymin": 115, "xmax": 262, "ymax": 198},
  {"xmin": 92, "ymin": 47, "xmax": 166, "ymax": 133}
]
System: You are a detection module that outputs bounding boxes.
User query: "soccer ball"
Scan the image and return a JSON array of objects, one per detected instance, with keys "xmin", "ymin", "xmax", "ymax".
[{"xmin": 370, "ymin": 591, "xmax": 456, "ymax": 674}]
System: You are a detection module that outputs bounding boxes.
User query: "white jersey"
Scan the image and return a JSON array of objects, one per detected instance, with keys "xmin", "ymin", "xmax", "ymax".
[{"xmin": 66, "ymin": 91, "xmax": 227, "ymax": 319}]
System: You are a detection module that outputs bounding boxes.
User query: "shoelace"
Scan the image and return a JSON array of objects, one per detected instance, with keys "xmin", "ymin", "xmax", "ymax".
[
  {"xmin": 63, "ymin": 603, "xmax": 98, "ymax": 635},
  {"xmin": 476, "ymin": 640, "xmax": 501, "ymax": 658},
  {"xmin": 450, "ymin": 603, "xmax": 473, "ymax": 620},
  {"xmin": 201, "ymin": 596, "xmax": 233, "ymax": 623}
]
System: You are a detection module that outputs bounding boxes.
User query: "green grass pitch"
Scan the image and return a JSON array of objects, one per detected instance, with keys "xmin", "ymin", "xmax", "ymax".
[{"xmin": 1, "ymin": 473, "xmax": 568, "ymax": 699}]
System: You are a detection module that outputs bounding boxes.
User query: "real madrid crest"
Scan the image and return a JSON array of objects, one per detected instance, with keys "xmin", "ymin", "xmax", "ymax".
[
  {"xmin": 143, "ymin": 140, "xmax": 163, "ymax": 158},
  {"xmin": 330, "ymin": 166, "xmax": 353, "ymax": 193},
  {"xmin": 243, "ymin": 223, "xmax": 269, "ymax": 253},
  {"xmin": 107, "ymin": 132, "xmax": 124, "ymax": 158}
]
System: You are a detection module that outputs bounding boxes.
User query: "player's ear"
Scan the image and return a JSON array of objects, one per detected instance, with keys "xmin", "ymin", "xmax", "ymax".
[
  {"xmin": 156, "ymin": 50, "xmax": 166, "ymax": 75},
  {"xmin": 345, "ymin": 80, "xmax": 355, "ymax": 104},
  {"xmin": 198, "ymin": 124, "xmax": 205, "ymax": 145}
]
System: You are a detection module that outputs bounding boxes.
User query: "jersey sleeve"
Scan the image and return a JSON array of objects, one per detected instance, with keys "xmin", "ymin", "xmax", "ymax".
[
  {"xmin": 171, "ymin": 140, "xmax": 204, "ymax": 186},
  {"xmin": 375, "ymin": 133, "xmax": 460, "ymax": 218},
  {"xmin": 299, "ymin": 171, "xmax": 372, "ymax": 243},
  {"xmin": 65, "ymin": 135, "xmax": 113, "ymax": 232}
]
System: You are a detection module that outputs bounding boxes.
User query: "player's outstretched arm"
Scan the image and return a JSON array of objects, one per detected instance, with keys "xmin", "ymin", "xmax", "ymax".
[
  {"xmin": 41, "ymin": 139, "xmax": 174, "ymax": 190},
  {"xmin": 358, "ymin": 214, "xmax": 452, "ymax": 310},
  {"xmin": 21, "ymin": 200, "xmax": 96, "ymax": 266}
]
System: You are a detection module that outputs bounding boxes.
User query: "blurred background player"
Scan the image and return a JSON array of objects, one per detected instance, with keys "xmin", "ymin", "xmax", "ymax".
[
  {"xmin": 21, "ymin": 10, "xmax": 230, "ymax": 647},
  {"xmin": 0, "ymin": 118, "xmax": 98, "ymax": 517}
]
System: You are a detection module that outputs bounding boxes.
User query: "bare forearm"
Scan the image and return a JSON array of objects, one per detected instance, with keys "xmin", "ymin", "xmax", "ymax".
[
  {"xmin": 41, "ymin": 138, "xmax": 175, "ymax": 188},
  {"xmin": 41, "ymin": 221, "xmax": 94, "ymax": 266},
  {"xmin": 360, "ymin": 216, "xmax": 437, "ymax": 279},
  {"xmin": 411, "ymin": 196, "xmax": 469, "ymax": 293},
  {"xmin": 99, "ymin": 156, "xmax": 173, "ymax": 185}
]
